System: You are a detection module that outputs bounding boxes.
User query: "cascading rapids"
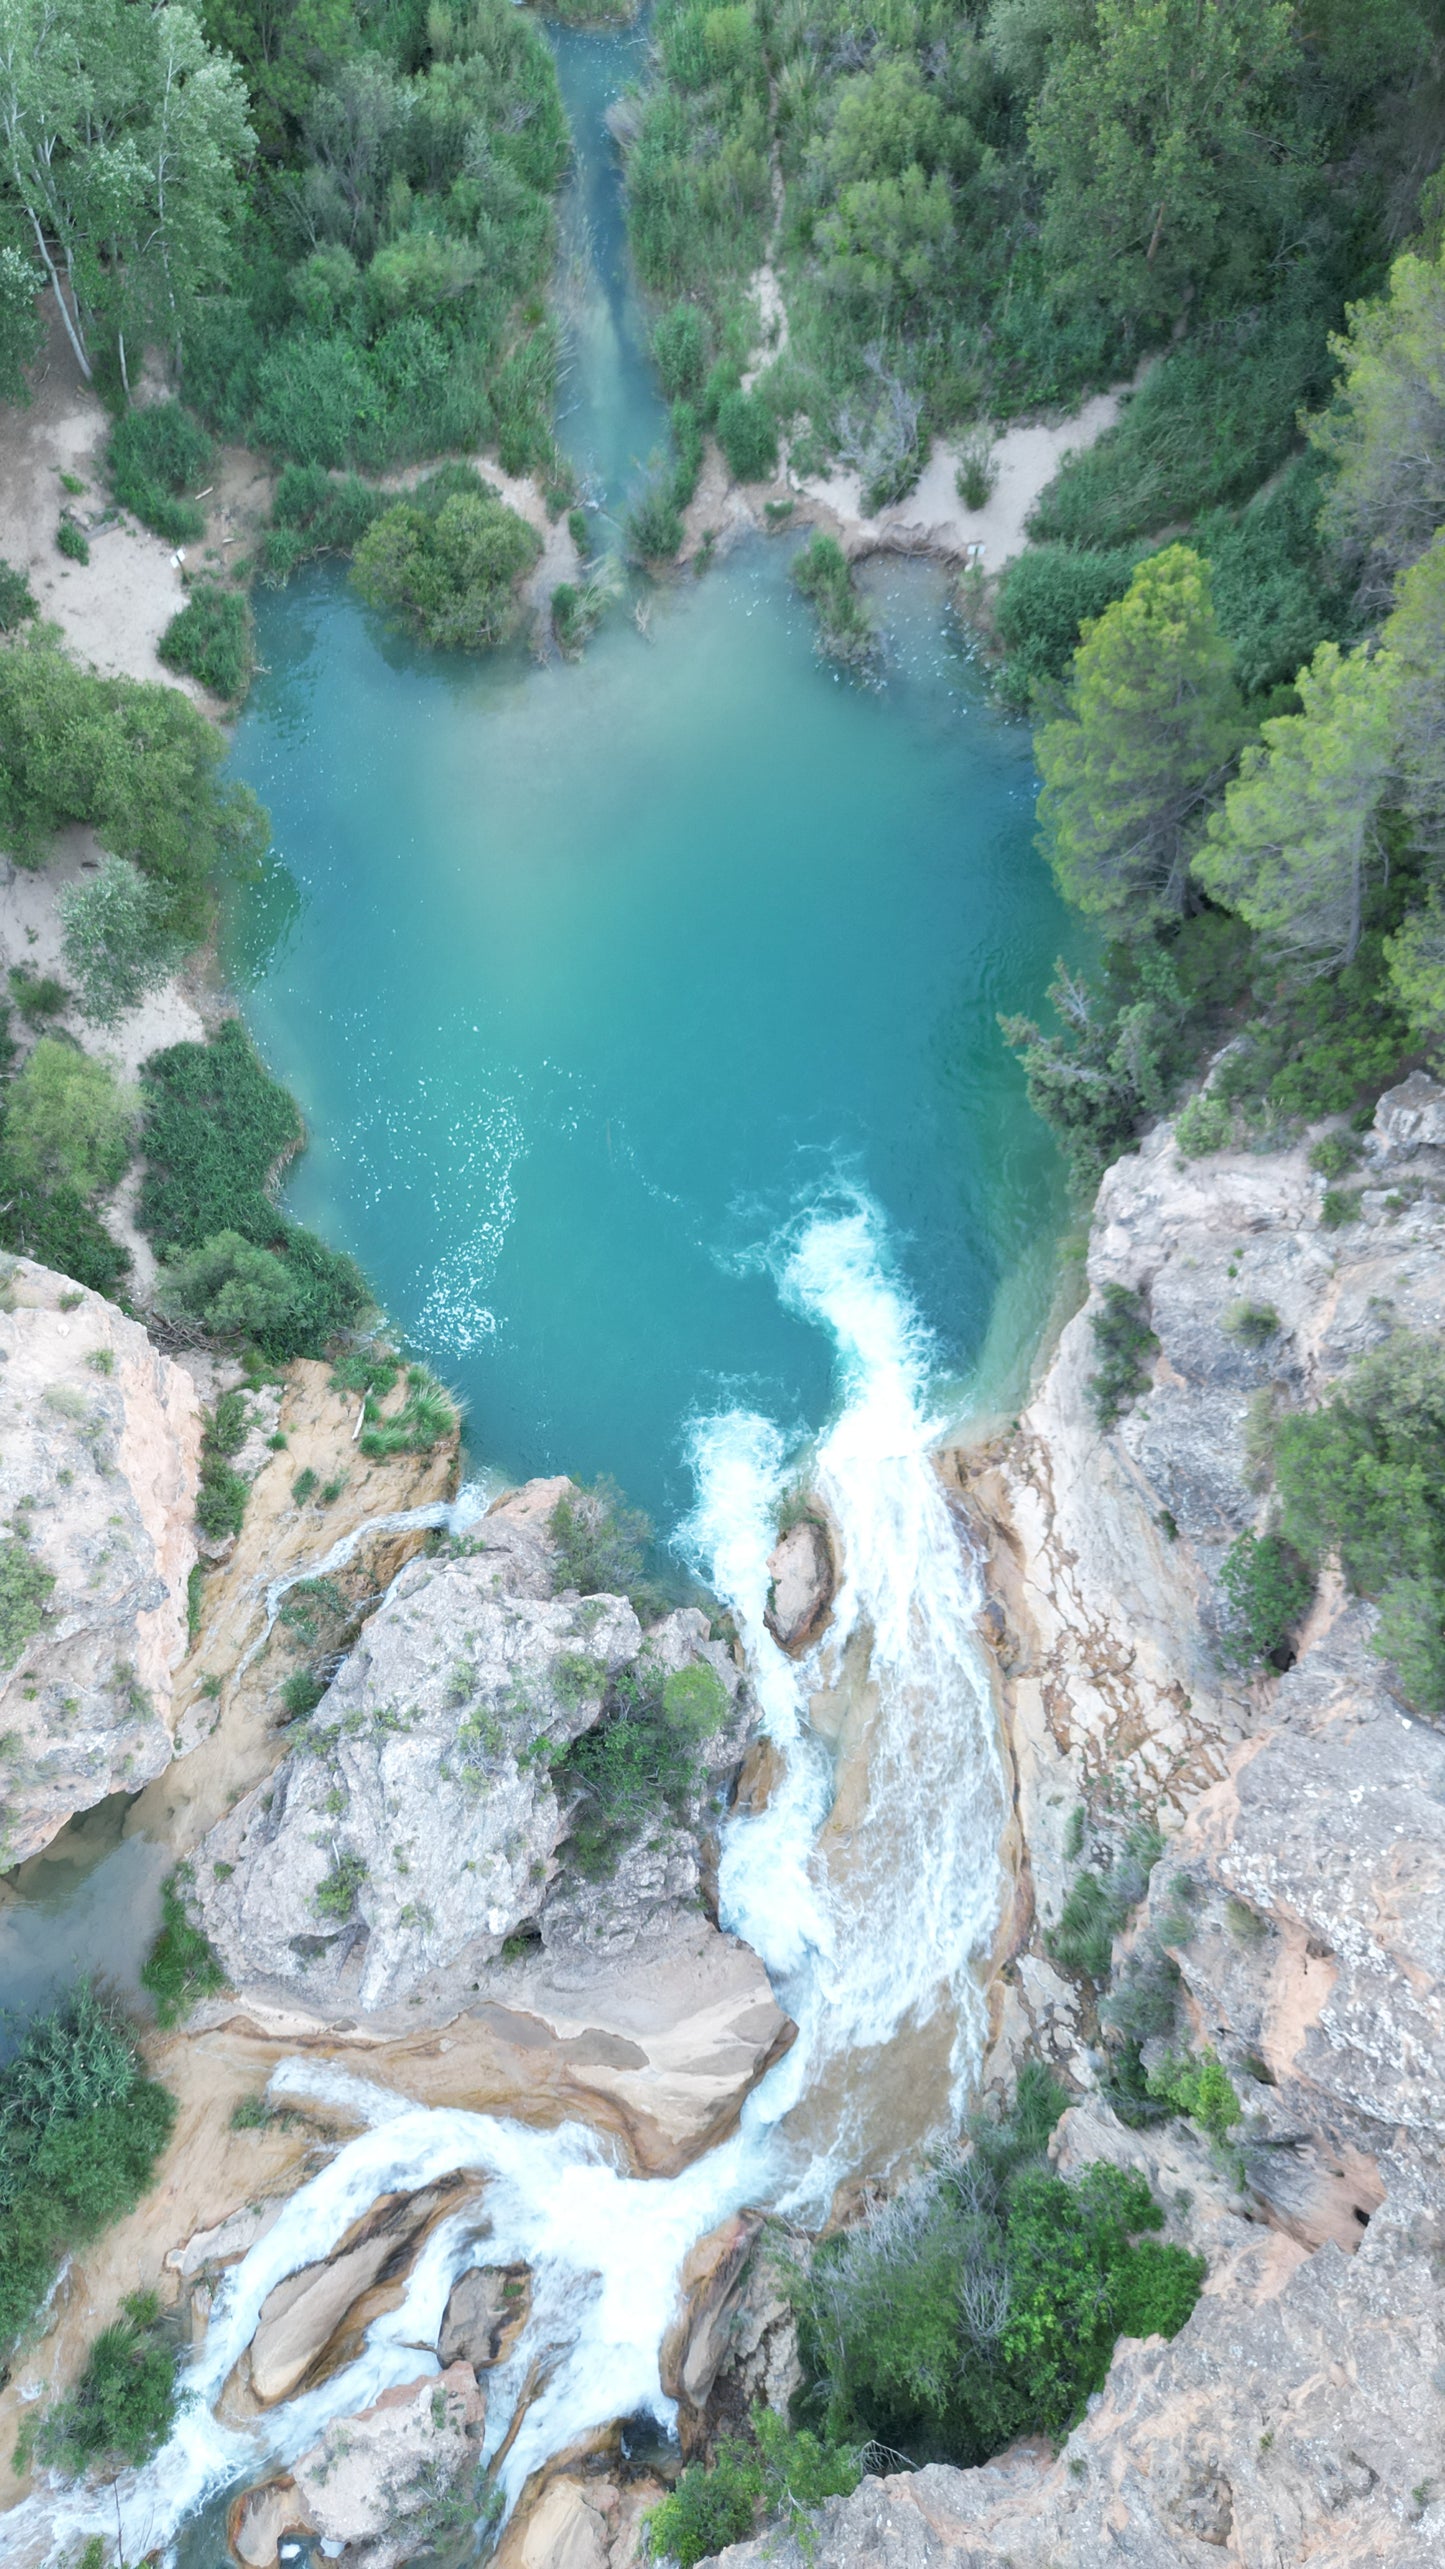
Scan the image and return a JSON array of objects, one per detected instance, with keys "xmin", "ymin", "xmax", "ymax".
[{"xmin": 0, "ymin": 1194, "xmax": 1006, "ymax": 2567}]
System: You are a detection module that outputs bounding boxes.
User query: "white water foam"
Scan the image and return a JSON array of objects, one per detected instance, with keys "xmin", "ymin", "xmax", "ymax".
[{"xmin": 0, "ymin": 1195, "xmax": 1005, "ymax": 2565}]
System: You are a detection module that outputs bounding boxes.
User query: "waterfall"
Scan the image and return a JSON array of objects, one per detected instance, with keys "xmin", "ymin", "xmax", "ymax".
[{"xmin": 0, "ymin": 1195, "xmax": 1005, "ymax": 2566}]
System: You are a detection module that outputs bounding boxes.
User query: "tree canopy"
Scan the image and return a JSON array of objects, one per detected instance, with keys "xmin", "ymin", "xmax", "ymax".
[
  {"xmin": 1034, "ymin": 546, "xmax": 1244, "ymax": 926},
  {"xmin": 1193, "ymin": 642, "xmax": 1398, "ymax": 976}
]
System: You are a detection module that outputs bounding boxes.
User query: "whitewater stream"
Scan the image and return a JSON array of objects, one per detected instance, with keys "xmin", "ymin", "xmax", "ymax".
[
  {"xmin": 4, "ymin": 1195, "xmax": 1007, "ymax": 2562},
  {"xmin": 0, "ymin": 16, "xmax": 1069, "ymax": 2560}
]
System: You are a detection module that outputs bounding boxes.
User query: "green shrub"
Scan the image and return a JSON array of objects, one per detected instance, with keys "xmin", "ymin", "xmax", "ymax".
[
  {"xmin": 1274, "ymin": 1329, "xmax": 1445, "ymax": 1709},
  {"xmin": 0, "ymin": 1160, "xmax": 129, "ymax": 1298},
  {"xmin": 1221, "ymin": 1300, "xmax": 1279, "ymax": 1348},
  {"xmin": 1309, "ymin": 1130, "xmax": 1363, "ymax": 1179},
  {"xmin": 627, "ymin": 478, "xmax": 683, "ymax": 563},
  {"xmin": 1217, "ymin": 1530, "xmax": 1314, "ymax": 1667},
  {"xmin": 669, "ymin": 397, "xmax": 705, "ymax": 509},
  {"xmin": 1145, "ymin": 2048, "xmax": 1242, "ymax": 2142},
  {"xmin": 197, "ymin": 1398, "xmax": 250, "ymax": 1540},
  {"xmin": 159, "ymin": 583, "xmax": 255, "ymax": 703},
  {"xmin": 0, "ymin": 560, "xmax": 36, "ymax": 628},
  {"xmin": 315, "ymin": 1852, "xmax": 367, "ymax": 1919},
  {"xmin": 552, "ymin": 1655, "xmax": 729, "ymax": 1875},
  {"xmin": 1029, "ymin": 306, "xmax": 1337, "ymax": 551},
  {"xmin": 549, "ymin": 1479, "xmax": 649, "ymax": 1597},
  {"xmin": 29, "ymin": 2289, "xmax": 178, "ymax": 2477},
  {"xmin": 262, "ymin": 464, "xmax": 388, "ymax": 580},
  {"xmin": 1087, "ymin": 1282, "xmax": 1158, "ymax": 1428},
  {"xmin": 280, "ymin": 1668, "xmax": 327, "ymax": 1720},
  {"xmin": 1320, "ymin": 1185, "xmax": 1362, "ymax": 1229},
  {"xmin": 9, "ymin": 967, "xmax": 68, "ymax": 1023},
  {"xmin": 0, "ymin": 629, "xmax": 265, "ymax": 942},
  {"xmin": 58, "ymin": 854, "xmax": 181, "ymax": 1028},
  {"xmin": 792, "ymin": 533, "xmax": 875, "ymax": 667},
  {"xmin": 1049, "ymin": 1823, "xmax": 1162, "ymax": 1982},
  {"xmin": 1173, "ymin": 1091, "xmax": 1234, "ymax": 1158},
  {"xmin": 56, "ymin": 518, "xmax": 89, "ymax": 565},
  {"xmin": 715, "ymin": 388, "xmax": 777, "ymax": 483},
  {"xmin": 0, "ymin": 1533, "xmax": 54, "ymax": 1668},
  {"xmin": 648, "ymin": 2409, "xmax": 861, "ymax": 2566},
  {"xmin": 139, "ymin": 1025, "xmax": 368, "ymax": 1359},
  {"xmin": 798, "ymin": 2067, "xmax": 1202, "ymax": 2464},
  {"xmin": 991, "ymin": 542, "xmax": 1140, "ymax": 707},
  {"xmin": 356, "ymin": 1364, "xmax": 456, "ymax": 1458},
  {"xmin": 351, "ymin": 469, "xmax": 542, "ymax": 651},
  {"xmin": 0, "ymin": 1982, "xmax": 176, "ymax": 2352},
  {"xmin": 140, "ymin": 1867, "xmax": 227, "ymax": 2026},
  {"xmin": 653, "ymin": 302, "xmax": 709, "ymax": 400},
  {"xmin": 5, "ymin": 1040, "xmax": 132, "ymax": 1198},
  {"xmin": 108, "ymin": 404, "xmax": 214, "ymax": 545},
  {"xmin": 291, "ymin": 1466, "xmax": 319, "ymax": 1504}
]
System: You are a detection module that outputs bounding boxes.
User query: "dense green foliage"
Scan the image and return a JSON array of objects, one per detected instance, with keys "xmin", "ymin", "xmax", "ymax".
[
  {"xmin": 0, "ymin": 1983, "xmax": 175, "ymax": 2353},
  {"xmin": 549, "ymin": 1655, "xmax": 730, "ymax": 1875},
  {"xmin": 197, "ymin": 1389, "xmax": 251, "ymax": 1538},
  {"xmin": 647, "ymin": 2408, "xmax": 862, "ymax": 2567},
  {"xmin": 108, "ymin": 405, "xmax": 215, "ymax": 546},
  {"xmin": 1036, "ymin": 548, "xmax": 1244, "ymax": 927},
  {"xmin": 58, "ymin": 854, "xmax": 181, "ymax": 1029},
  {"xmin": 1216, "ymin": 1531, "xmax": 1314, "ymax": 1669},
  {"xmin": 350, "ymin": 464, "xmax": 541, "ymax": 650},
  {"xmin": 621, "ymin": 0, "xmax": 1431, "ymax": 518},
  {"xmin": 258, "ymin": 462, "xmax": 387, "ymax": 582},
  {"xmin": 183, "ymin": 0, "xmax": 569, "ymax": 480},
  {"xmin": 5, "ymin": 1040, "xmax": 132, "ymax": 1199},
  {"xmin": 1273, "ymin": 1330, "xmax": 1445, "ymax": 1710},
  {"xmin": 141, "ymin": 1868, "xmax": 228, "ymax": 2026},
  {"xmin": 159, "ymin": 581, "xmax": 255, "ymax": 702},
  {"xmin": 29, "ymin": 2289, "xmax": 178, "ymax": 2476},
  {"xmin": 140, "ymin": 1022, "xmax": 369, "ymax": 1358},
  {"xmin": 798, "ymin": 2064, "xmax": 1202, "ymax": 2465},
  {"xmin": 792, "ymin": 532, "xmax": 874, "ymax": 667},
  {"xmin": 1011, "ymin": 182, "xmax": 1445, "ymax": 1194},
  {"xmin": 0, "ymin": 631, "xmax": 264, "ymax": 943}
]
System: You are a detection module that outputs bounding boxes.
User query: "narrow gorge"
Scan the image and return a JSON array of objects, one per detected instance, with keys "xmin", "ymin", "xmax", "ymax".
[{"xmin": 1, "ymin": 0, "xmax": 1444, "ymax": 2565}]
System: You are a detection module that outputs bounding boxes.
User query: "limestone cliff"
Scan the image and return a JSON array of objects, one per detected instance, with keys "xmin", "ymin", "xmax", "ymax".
[
  {"xmin": 0, "ymin": 1254, "xmax": 203, "ymax": 1863},
  {"xmin": 709, "ymin": 1077, "xmax": 1445, "ymax": 2567}
]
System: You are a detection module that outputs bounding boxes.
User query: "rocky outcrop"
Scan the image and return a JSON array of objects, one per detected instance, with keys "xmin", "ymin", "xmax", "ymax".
[
  {"xmin": 241, "ymin": 2177, "xmax": 471, "ymax": 2404},
  {"xmin": 192, "ymin": 1483, "xmax": 752, "ymax": 2017},
  {"xmin": 0, "ymin": 1255, "xmax": 203, "ymax": 1863},
  {"xmin": 230, "ymin": 2366, "xmax": 486, "ymax": 2569},
  {"xmin": 741, "ymin": 1083, "xmax": 1445, "ymax": 2568},
  {"xmin": 764, "ymin": 1515, "xmax": 836, "ymax": 1654}
]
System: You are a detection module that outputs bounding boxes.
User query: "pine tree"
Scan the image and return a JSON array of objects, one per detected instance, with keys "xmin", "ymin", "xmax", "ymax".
[
  {"xmin": 1034, "ymin": 545, "xmax": 1244, "ymax": 929},
  {"xmin": 1193, "ymin": 641, "xmax": 1397, "ymax": 976}
]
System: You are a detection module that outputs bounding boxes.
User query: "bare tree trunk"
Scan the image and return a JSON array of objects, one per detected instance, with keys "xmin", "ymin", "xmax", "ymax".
[{"xmin": 23, "ymin": 205, "xmax": 90, "ymax": 379}]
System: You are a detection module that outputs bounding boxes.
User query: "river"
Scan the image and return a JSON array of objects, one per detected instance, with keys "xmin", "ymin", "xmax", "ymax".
[{"xmin": 1, "ymin": 19, "xmax": 1073, "ymax": 2563}]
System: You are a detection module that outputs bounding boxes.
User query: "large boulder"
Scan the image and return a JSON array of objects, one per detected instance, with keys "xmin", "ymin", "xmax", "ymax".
[
  {"xmin": 193, "ymin": 1514, "xmax": 749, "ymax": 2016},
  {"xmin": 0, "ymin": 1257, "xmax": 202, "ymax": 1862},
  {"xmin": 244, "ymin": 2179, "xmax": 469, "ymax": 2404},
  {"xmin": 764, "ymin": 1515, "xmax": 836, "ymax": 1654}
]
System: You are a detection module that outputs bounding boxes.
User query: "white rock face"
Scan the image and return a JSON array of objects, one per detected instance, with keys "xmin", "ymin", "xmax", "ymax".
[
  {"xmin": 0, "ymin": 1256, "xmax": 202, "ymax": 1861},
  {"xmin": 194, "ymin": 1491, "xmax": 752, "ymax": 2018}
]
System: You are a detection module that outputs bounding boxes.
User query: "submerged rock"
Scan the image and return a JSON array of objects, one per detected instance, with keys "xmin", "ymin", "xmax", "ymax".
[
  {"xmin": 438, "ymin": 2262, "xmax": 531, "ymax": 2372},
  {"xmin": 0, "ymin": 1256, "xmax": 203, "ymax": 1863}
]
